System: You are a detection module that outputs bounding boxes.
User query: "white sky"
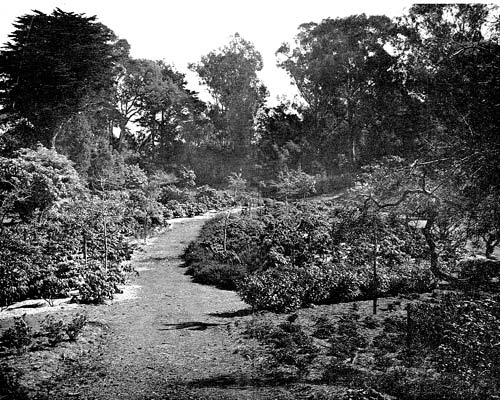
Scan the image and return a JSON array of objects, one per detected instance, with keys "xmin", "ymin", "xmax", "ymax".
[{"xmin": 1, "ymin": 1, "xmax": 495, "ymax": 105}]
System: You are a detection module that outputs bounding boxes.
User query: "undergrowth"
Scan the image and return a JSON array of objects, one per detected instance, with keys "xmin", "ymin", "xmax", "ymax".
[{"xmin": 240, "ymin": 292, "xmax": 500, "ymax": 400}]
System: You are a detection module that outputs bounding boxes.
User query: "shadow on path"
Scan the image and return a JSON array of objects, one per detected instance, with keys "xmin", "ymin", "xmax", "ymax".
[
  {"xmin": 158, "ymin": 321, "xmax": 228, "ymax": 331},
  {"xmin": 208, "ymin": 309, "xmax": 254, "ymax": 318},
  {"xmin": 178, "ymin": 373, "xmax": 294, "ymax": 389}
]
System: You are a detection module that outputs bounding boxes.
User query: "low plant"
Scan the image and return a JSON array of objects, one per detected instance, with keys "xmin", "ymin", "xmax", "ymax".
[
  {"xmin": 65, "ymin": 313, "xmax": 87, "ymax": 341},
  {"xmin": 238, "ymin": 267, "xmax": 305, "ymax": 313},
  {"xmin": 0, "ymin": 363, "xmax": 29, "ymax": 400},
  {"xmin": 246, "ymin": 317, "xmax": 320, "ymax": 380},
  {"xmin": 41, "ymin": 315, "xmax": 66, "ymax": 347},
  {"xmin": 0, "ymin": 315, "xmax": 32, "ymax": 352},
  {"xmin": 187, "ymin": 261, "xmax": 247, "ymax": 290},
  {"xmin": 77, "ymin": 262, "xmax": 117, "ymax": 304}
]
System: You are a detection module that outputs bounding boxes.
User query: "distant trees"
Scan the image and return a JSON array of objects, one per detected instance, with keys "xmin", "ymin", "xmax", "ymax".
[
  {"xmin": 276, "ymin": 15, "xmax": 419, "ymax": 171},
  {"xmin": 0, "ymin": 4, "xmax": 498, "ymax": 208},
  {"xmin": 190, "ymin": 33, "xmax": 268, "ymax": 159},
  {"xmin": 135, "ymin": 62, "xmax": 208, "ymax": 169}
]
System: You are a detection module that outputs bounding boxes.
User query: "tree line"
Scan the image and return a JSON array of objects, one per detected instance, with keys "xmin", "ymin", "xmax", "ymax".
[{"xmin": 0, "ymin": 5, "xmax": 499, "ymax": 253}]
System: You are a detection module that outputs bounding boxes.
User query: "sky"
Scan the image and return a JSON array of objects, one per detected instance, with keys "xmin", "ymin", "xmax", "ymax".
[{"xmin": 0, "ymin": 1, "xmax": 486, "ymax": 105}]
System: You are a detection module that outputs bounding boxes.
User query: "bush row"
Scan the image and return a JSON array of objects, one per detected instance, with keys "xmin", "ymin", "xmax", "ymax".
[
  {"xmin": 184, "ymin": 201, "xmax": 438, "ymax": 312},
  {"xmin": 0, "ymin": 197, "xmax": 137, "ymax": 307},
  {"xmin": 0, "ymin": 148, "xmax": 237, "ymax": 307}
]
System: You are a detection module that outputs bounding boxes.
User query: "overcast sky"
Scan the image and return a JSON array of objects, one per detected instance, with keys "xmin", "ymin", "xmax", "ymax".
[{"xmin": 0, "ymin": 1, "xmax": 487, "ymax": 104}]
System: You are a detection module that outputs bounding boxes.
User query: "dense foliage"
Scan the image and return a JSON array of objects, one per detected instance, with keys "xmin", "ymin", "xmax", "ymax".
[
  {"xmin": 0, "ymin": 9, "xmax": 117, "ymax": 149},
  {"xmin": 184, "ymin": 201, "xmax": 438, "ymax": 312},
  {"xmin": 0, "ymin": 5, "xmax": 499, "ymax": 400},
  {"xmin": 243, "ymin": 292, "xmax": 500, "ymax": 399},
  {"xmin": 0, "ymin": 147, "xmax": 235, "ymax": 307}
]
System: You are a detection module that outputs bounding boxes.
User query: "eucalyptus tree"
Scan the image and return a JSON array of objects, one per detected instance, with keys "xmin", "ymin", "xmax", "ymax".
[
  {"xmin": 190, "ymin": 33, "xmax": 268, "ymax": 159},
  {"xmin": 276, "ymin": 15, "xmax": 418, "ymax": 170}
]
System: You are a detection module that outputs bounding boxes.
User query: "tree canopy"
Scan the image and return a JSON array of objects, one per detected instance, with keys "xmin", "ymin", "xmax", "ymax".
[
  {"xmin": 0, "ymin": 9, "xmax": 118, "ymax": 149},
  {"xmin": 190, "ymin": 33, "xmax": 268, "ymax": 158}
]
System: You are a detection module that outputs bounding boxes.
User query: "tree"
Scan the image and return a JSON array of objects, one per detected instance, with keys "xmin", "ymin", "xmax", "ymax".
[
  {"xmin": 277, "ymin": 15, "xmax": 419, "ymax": 170},
  {"xmin": 135, "ymin": 62, "xmax": 208, "ymax": 168},
  {"xmin": 0, "ymin": 9, "xmax": 118, "ymax": 149},
  {"xmin": 190, "ymin": 33, "xmax": 268, "ymax": 158},
  {"xmin": 394, "ymin": 4, "xmax": 500, "ymax": 257},
  {"xmin": 256, "ymin": 104, "xmax": 306, "ymax": 178},
  {"xmin": 114, "ymin": 57, "xmax": 163, "ymax": 150},
  {"xmin": 397, "ymin": 4, "xmax": 500, "ymax": 195},
  {"xmin": 356, "ymin": 157, "xmax": 468, "ymax": 281}
]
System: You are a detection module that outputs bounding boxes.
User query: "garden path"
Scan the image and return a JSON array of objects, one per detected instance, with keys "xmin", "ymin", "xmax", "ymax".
[{"xmin": 61, "ymin": 213, "xmax": 266, "ymax": 400}]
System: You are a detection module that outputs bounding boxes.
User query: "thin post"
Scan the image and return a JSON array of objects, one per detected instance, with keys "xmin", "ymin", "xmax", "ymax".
[
  {"xmin": 372, "ymin": 214, "xmax": 378, "ymax": 315},
  {"xmin": 104, "ymin": 219, "xmax": 108, "ymax": 273},
  {"xmin": 223, "ymin": 212, "xmax": 229, "ymax": 252},
  {"xmin": 83, "ymin": 235, "xmax": 88, "ymax": 267}
]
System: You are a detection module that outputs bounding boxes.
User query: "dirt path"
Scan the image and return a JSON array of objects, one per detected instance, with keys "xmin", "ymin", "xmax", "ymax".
[{"xmin": 55, "ymin": 215, "xmax": 268, "ymax": 400}]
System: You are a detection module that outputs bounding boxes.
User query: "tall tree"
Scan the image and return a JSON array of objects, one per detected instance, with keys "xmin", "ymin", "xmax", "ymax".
[
  {"xmin": 134, "ymin": 61, "xmax": 208, "ymax": 169},
  {"xmin": 0, "ymin": 9, "xmax": 117, "ymax": 149},
  {"xmin": 399, "ymin": 4, "xmax": 500, "ymax": 194},
  {"xmin": 361, "ymin": 4, "xmax": 500, "ymax": 259},
  {"xmin": 190, "ymin": 33, "xmax": 268, "ymax": 158},
  {"xmin": 256, "ymin": 104, "xmax": 305, "ymax": 177},
  {"xmin": 277, "ymin": 15, "xmax": 416, "ymax": 170},
  {"xmin": 114, "ymin": 57, "xmax": 158, "ymax": 150}
]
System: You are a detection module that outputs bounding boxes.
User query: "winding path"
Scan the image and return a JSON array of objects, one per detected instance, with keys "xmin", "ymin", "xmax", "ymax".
[{"xmin": 65, "ymin": 215, "xmax": 264, "ymax": 400}]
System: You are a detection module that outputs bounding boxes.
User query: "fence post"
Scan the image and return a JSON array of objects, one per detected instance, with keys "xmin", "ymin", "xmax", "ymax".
[
  {"xmin": 104, "ymin": 219, "xmax": 108, "ymax": 273},
  {"xmin": 83, "ymin": 235, "xmax": 88, "ymax": 267}
]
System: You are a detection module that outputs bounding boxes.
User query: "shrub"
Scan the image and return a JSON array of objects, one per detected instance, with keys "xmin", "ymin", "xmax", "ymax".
[
  {"xmin": 185, "ymin": 200, "xmax": 436, "ymax": 312},
  {"xmin": 159, "ymin": 185, "xmax": 192, "ymax": 204},
  {"xmin": 176, "ymin": 165, "xmax": 196, "ymax": 188},
  {"xmin": 407, "ymin": 293, "xmax": 500, "ymax": 380},
  {"xmin": 0, "ymin": 363, "xmax": 29, "ymax": 400},
  {"xmin": 368, "ymin": 294, "xmax": 500, "ymax": 399},
  {"xmin": 0, "ymin": 315, "xmax": 32, "ymax": 352},
  {"xmin": 40, "ymin": 313, "xmax": 87, "ymax": 345},
  {"xmin": 263, "ymin": 168, "xmax": 316, "ymax": 201},
  {"xmin": 77, "ymin": 261, "xmax": 117, "ymax": 304},
  {"xmin": 0, "ymin": 146, "xmax": 83, "ymax": 220},
  {"xmin": 0, "ymin": 236, "xmax": 37, "ymax": 307},
  {"xmin": 238, "ymin": 267, "xmax": 305, "ymax": 313},
  {"xmin": 374, "ymin": 367, "xmax": 481, "ymax": 400},
  {"xmin": 41, "ymin": 315, "xmax": 66, "ymax": 346},
  {"xmin": 187, "ymin": 261, "xmax": 247, "ymax": 290},
  {"xmin": 244, "ymin": 318, "xmax": 320, "ymax": 379},
  {"xmin": 65, "ymin": 313, "xmax": 87, "ymax": 341}
]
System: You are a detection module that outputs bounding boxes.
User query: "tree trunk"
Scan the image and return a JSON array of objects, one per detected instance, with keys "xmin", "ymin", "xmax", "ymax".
[
  {"xmin": 422, "ymin": 215, "xmax": 457, "ymax": 282},
  {"xmin": 118, "ymin": 121, "xmax": 127, "ymax": 151},
  {"xmin": 223, "ymin": 212, "xmax": 229, "ymax": 252},
  {"xmin": 50, "ymin": 122, "xmax": 65, "ymax": 150}
]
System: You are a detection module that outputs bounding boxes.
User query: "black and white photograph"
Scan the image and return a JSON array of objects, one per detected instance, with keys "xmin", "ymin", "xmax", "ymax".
[{"xmin": 1, "ymin": 1, "xmax": 500, "ymax": 399}]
